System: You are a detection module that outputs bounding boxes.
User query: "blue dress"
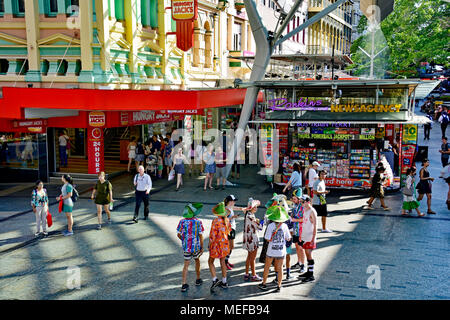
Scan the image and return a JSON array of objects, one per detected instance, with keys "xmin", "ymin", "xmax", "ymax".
[
  {"xmin": 174, "ymin": 157, "xmax": 185, "ymax": 174},
  {"xmin": 204, "ymin": 152, "xmax": 216, "ymax": 174}
]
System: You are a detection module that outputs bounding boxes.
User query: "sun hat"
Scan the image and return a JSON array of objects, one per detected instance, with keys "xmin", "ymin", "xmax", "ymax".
[
  {"xmin": 182, "ymin": 203, "xmax": 203, "ymax": 218},
  {"xmin": 266, "ymin": 205, "xmax": 290, "ymax": 223},
  {"xmin": 245, "ymin": 198, "xmax": 261, "ymax": 211},
  {"xmin": 264, "ymin": 193, "xmax": 287, "ymax": 209},
  {"xmin": 212, "ymin": 202, "xmax": 230, "ymax": 217}
]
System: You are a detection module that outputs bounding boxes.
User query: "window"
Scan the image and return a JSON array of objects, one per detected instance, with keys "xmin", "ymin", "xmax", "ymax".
[
  {"xmin": 0, "ymin": 59, "xmax": 8, "ymax": 74},
  {"xmin": 13, "ymin": 0, "xmax": 25, "ymax": 17},
  {"xmin": 232, "ymin": 23, "xmax": 242, "ymax": 51},
  {"xmin": 0, "ymin": 0, "xmax": 4, "ymax": 16}
]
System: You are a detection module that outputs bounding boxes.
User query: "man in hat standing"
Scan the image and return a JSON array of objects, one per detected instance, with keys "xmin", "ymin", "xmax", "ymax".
[
  {"xmin": 177, "ymin": 203, "xmax": 204, "ymax": 292},
  {"xmin": 258, "ymin": 204, "xmax": 292, "ymax": 293},
  {"xmin": 298, "ymin": 195, "xmax": 317, "ymax": 283},
  {"xmin": 209, "ymin": 202, "xmax": 232, "ymax": 291}
]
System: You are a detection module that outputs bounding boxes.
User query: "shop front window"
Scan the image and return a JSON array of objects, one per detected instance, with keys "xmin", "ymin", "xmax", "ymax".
[{"xmin": 0, "ymin": 133, "xmax": 39, "ymax": 170}]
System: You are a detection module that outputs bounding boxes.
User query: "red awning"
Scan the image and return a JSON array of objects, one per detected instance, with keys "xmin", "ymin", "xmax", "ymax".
[{"xmin": 0, "ymin": 87, "xmax": 264, "ymax": 119}]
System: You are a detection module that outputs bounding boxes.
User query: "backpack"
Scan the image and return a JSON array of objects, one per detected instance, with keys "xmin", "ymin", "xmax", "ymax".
[
  {"xmin": 442, "ymin": 112, "xmax": 449, "ymax": 125},
  {"xmin": 71, "ymin": 185, "xmax": 79, "ymax": 202}
]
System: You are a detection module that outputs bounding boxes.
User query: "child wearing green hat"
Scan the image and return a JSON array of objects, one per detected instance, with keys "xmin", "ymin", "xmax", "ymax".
[
  {"xmin": 177, "ymin": 203, "xmax": 204, "ymax": 292},
  {"xmin": 208, "ymin": 202, "xmax": 232, "ymax": 291},
  {"xmin": 258, "ymin": 205, "xmax": 292, "ymax": 293}
]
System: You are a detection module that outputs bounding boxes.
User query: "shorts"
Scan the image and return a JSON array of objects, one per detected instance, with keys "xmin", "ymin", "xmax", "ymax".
[
  {"xmin": 63, "ymin": 204, "xmax": 73, "ymax": 213},
  {"xmin": 183, "ymin": 251, "xmax": 202, "ymax": 260},
  {"xmin": 228, "ymin": 228, "xmax": 236, "ymax": 240},
  {"xmin": 313, "ymin": 204, "xmax": 328, "ymax": 217},
  {"xmin": 216, "ymin": 166, "xmax": 226, "ymax": 178},
  {"xmin": 286, "ymin": 245, "xmax": 296, "ymax": 255},
  {"xmin": 292, "ymin": 235, "xmax": 300, "ymax": 244},
  {"xmin": 301, "ymin": 241, "xmax": 316, "ymax": 250}
]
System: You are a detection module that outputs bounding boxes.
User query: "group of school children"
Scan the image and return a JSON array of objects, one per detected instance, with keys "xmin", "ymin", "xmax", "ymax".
[{"xmin": 176, "ymin": 188, "xmax": 318, "ymax": 293}]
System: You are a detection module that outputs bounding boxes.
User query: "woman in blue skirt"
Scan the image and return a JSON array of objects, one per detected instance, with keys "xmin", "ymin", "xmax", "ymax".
[{"xmin": 203, "ymin": 144, "xmax": 216, "ymax": 191}]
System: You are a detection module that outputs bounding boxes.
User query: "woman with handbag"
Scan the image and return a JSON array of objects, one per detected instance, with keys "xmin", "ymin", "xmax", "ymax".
[
  {"xmin": 401, "ymin": 167, "xmax": 424, "ymax": 216},
  {"xmin": 416, "ymin": 159, "xmax": 436, "ymax": 214},
  {"xmin": 31, "ymin": 180, "xmax": 49, "ymax": 237},
  {"xmin": 91, "ymin": 171, "xmax": 114, "ymax": 230}
]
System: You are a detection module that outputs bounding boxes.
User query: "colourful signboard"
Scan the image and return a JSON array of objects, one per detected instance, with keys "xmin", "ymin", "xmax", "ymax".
[{"xmin": 403, "ymin": 124, "xmax": 418, "ymax": 145}]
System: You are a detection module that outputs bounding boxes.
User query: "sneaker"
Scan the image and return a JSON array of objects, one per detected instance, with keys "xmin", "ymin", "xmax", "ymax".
[
  {"xmin": 219, "ymin": 281, "xmax": 229, "ymax": 289},
  {"xmin": 271, "ymin": 278, "xmax": 278, "ymax": 284},
  {"xmin": 96, "ymin": 224, "xmax": 102, "ymax": 230},
  {"xmin": 291, "ymin": 262, "xmax": 300, "ymax": 269},
  {"xmin": 299, "ymin": 265, "xmax": 306, "ymax": 273},
  {"xmin": 323, "ymin": 229, "xmax": 332, "ymax": 233},
  {"xmin": 181, "ymin": 284, "xmax": 189, "ymax": 292},
  {"xmin": 133, "ymin": 217, "xmax": 138, "ymax": 223},
  {"xmin": 298, "ymin": 271, "xmax": 311, "ymax": 279},
  {"xmin": 63, "ymin": 231, "xmax": 74, "ymax": 237},
  {"xmin": 244, "ymin": 274, "xmax": 250, "ymax": 281},
  {"xmin": 274, "ymin": 286, "xmax": 281, "ymax": 292},
  {"xmin": 210, "ymin": 279, "xmax": 220, "ymax": 291},
  {"xmin": 366, "ymin": 206, "xmax": 375, "ymax": 210},
  {"xmin": 302, "ymin": 275, "xmax": 315, "ymax": 283},
  {"xmin": 195, "ymin": 279, "xmax": 203, "ymax": 286},
  {"xmin": 251, "ymin": 275, "xmax": 262, "ymax": 282},
  {"xmin": 107, "ymin": 219, "xmax": 112, "ymax": 224},
  {"xmin": 383, "ymin": 207, "xmax": 391, "ymax": 211},
  {"xmin": 286, "ymin": 273, "xmax": 291, "ymax": 280},
  {"xmin": 43, "ymin": 232, "xmax": 48, "ymax": 237},
  {"xmin": 35, "ymin": 232, "xmax": 40, "ymax": 237},
  {"xmin": 258, "ymin": 283, "xmax": 268, "ymax": 291}
]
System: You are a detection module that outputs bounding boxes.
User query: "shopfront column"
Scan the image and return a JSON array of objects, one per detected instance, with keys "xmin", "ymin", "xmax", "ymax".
[
  {"xmin": 24, "ymin": 0, "xmax": 41, "ymax": 83},
  {"xmin": 79, "ymin": 0, "xmax": 94, "ymax": 86}
]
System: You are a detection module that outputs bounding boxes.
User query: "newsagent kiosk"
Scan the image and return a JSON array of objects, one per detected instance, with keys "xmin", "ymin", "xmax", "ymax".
[{"xmin": 250, "ymin": 80, "xmax": 430, "ymax": 190}]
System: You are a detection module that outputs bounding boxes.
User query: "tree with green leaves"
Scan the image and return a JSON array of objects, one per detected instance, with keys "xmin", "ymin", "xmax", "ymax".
[{"xmin": 348, "ymin": 0, "xmax": 449, "ymax": 78}]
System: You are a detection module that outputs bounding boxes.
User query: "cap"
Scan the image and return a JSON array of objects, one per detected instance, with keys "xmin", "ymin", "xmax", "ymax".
[
  {"xmin": 225, "ymin": 195, "xmax": 238, "ymax": 202},
  {"xmin": 312, "ymin": 161, "xmax": 320, "ymax": 167},
  {"xmin": 300, "ymin": 194, "xmax": 311, "ymax": 202}
]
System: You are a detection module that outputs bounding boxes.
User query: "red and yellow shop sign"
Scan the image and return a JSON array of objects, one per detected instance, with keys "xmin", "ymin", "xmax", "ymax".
[
  {"xmin": 171, "ymin": 0, "xmax": 198, "ymax": 21},
  {"xmin": 88, "ymin": 112, "xmax": 106, "ymax": 127}
]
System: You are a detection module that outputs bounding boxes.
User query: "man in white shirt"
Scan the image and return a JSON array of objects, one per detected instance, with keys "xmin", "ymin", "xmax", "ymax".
[
  {"xmin": 307, "ymin": 161, "xmax": 320, "ymax": 198},
  {"xmin": 133, "ymin": 165, "xmax": 152, "ymax": 223},
  {"xmin": 313, "ymin": 170, "xmax": 331, "ymax": 233},
  {"xmin": 58, "ymin": 131, "xmax": 70, "ymax": 167}
]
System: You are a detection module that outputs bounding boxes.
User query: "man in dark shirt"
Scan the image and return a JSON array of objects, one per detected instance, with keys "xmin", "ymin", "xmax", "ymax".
[
  {"xmin": 150, "ymin": 135, "xmax": 161, "ymax": 154},
  {"xmin": 440, "ymin": 137, "xmax": 450, "ymax": 167}
]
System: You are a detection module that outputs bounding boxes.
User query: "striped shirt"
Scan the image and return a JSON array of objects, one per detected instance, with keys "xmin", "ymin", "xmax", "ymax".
[
  {"xmin": 291, "ymin": 203, "xmax": 303, "ymax": 237},
  {"xmin": 177, "ymin": 218, "xmax": 204, "ymax": 253}
]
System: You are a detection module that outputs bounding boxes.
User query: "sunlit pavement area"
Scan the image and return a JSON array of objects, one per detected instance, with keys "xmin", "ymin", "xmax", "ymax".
[{"xmin": 1, "ymin": 104, "xmax": 449, "ymax": 300}]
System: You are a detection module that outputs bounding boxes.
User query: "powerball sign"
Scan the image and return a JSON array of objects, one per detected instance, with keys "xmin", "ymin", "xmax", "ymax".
[{"xmin": 172, "ymin": 0, "xmax": 197, "ymax": 21}]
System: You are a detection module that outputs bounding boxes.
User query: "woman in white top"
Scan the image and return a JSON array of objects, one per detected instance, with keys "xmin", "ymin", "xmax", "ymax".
[
  {"xmin": 307, "ymin": 161, "xmax": 320, "ymax": 198},
  {"xmin": 127, "ymin": 137, "xmax": 137, "ymax": 172},
  {"xmin": 401, "ymin": 167, "xmax": 424, "ymax": 216}
]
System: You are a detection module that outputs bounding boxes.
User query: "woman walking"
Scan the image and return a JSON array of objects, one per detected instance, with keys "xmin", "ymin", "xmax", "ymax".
[
  {"xmin": 91, "ymin": 171, "xmax": 114, "ymax": 230},
  {"xmin": 203, "ymin": 144, "xmax": 216, "ymax": 191},
  {"xmin": 258, "ymin": 204, "xmax": 292, "ymax": 292},
  {"xmin": 243, "ymin": 199, "xmax": 263, "ymax": 282},
  {"xmin": 366, "ymin": 166, "xmax": 391, "ymax": 210},
  {"xmin": 208, "ymin": 202, "xmax": 232, "ymax": 291},
  {"xmin": 416, "ymin": 159, "xmax": 436, "ymax": 214},
  {"xmin": 31, "ymin": 180, "xmax": 49, "ymax": 237},
  {"xmin": 127, "ymin": 137, "xmax": 137, "ymax": 172},
  {"xmin": 57, "ymin": 174, "xmax": 74, "ymax": 236},
  {"xmin": 401, "ymin": 167, "xmax": 424, "ymax": 217},
  {"xmin": 173, "ymin": 147, "xmax": 187, "ymax": 191},
  {"xmin": 283, "ymin": 162, "xmax": 302, "ymax": 197}
]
